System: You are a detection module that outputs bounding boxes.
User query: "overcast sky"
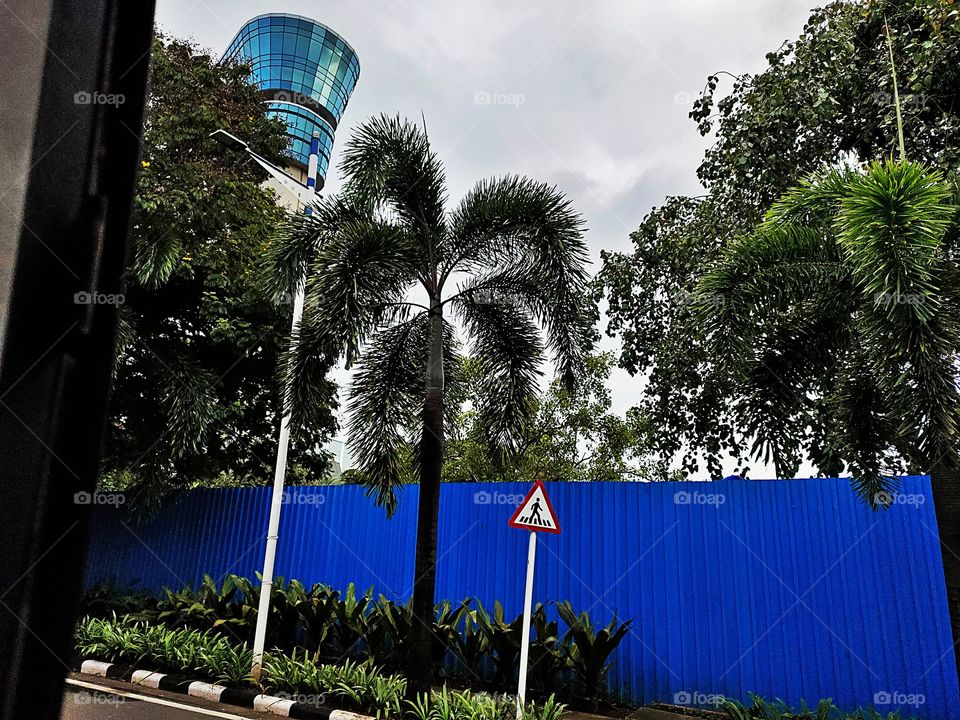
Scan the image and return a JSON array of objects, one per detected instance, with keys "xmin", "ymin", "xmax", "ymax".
[{"xmin": 157, "ymin": 0, "xmax": 817, "ymax": 478}]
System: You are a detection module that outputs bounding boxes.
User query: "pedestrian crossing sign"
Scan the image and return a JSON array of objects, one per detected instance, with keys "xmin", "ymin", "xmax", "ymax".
[{"xmin": 508, "ymin": 480, "xmax": 561, "ymax": 534}]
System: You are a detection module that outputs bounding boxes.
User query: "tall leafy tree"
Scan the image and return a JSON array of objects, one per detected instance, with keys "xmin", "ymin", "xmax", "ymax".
[
  {"xmin": 263, "ymin": 114, "xmax": 591, "ymax": 692},
  {"xmin": 102, "ymin": 36, "xmax": 337, "ymax": 508},
  {"xmin": 698, "ymin": 159, "xmax": 959, "ymax": 492},
  {"xmin": 596, "ymin": 0, "xmax": 960, "ymax": 477},
  {"xmin": 444, "ymin": 353, "xmax": 680, "ymax": 483}
]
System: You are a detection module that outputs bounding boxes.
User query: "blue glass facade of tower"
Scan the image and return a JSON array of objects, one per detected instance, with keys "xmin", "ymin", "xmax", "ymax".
[{"xmin": 222, "ymin": 14, "xmax": 360, "ymax": 184}]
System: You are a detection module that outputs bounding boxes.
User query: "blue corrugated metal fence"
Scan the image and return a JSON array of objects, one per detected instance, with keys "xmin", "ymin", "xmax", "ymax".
[{"xmin": 84, "ymin": 476, "xmax": 959, "ymax": 718}]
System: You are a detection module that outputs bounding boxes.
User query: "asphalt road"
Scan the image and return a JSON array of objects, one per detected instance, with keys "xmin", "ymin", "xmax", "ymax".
[{"xmin": 60, "ymin": 677, "xmax": 267, "ymax": 720}]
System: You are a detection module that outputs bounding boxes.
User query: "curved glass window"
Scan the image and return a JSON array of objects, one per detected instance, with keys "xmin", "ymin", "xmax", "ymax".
[{"xmin": 223, "ymin": 14, "xmax": 360, "ymax": 173}]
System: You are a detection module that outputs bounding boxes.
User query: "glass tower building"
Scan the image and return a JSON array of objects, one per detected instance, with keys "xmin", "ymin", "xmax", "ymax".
[{"xmin": 222, "ymin": 14, "xmax": 360, "ymax": 187}]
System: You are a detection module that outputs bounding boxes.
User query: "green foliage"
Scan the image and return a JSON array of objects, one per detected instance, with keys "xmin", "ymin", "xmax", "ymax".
[
  {"xmin": 101, "ymin": 35, "xmax": 336, "ymax": 508},
  {"xmin": 199, "ymin": 641, "xmax": 254, "ymax": 685},
  {"xmin": 698, "ymin": 160, "xmax": 959, "ymax": 498},
  {"xmin": 597, "ymin": 0, "xmax": 960, "ymax": 479},
  {"xmin": 432, "ymin": 599, "xmax": 472, "ymax": 668},
  {"xmin": 330, "ymin": 583, "xmax": 374, "ymax": 657},
  {"xmin": 156, "ymin": 574, "xmax": 257, "ymax": 642},
  {"xmin": 443, "ymin": 353, "xmax": 683, "ymax": 483},
  {"xmin": 528, "ymin": 604, "xmax": 566, "ymax": 691},
  {"xmin": 555, "ymin": 601, "xmax": 632, "ymax": 709},
  {"xmin": 78, "ymin": 578, "xmax": 633, "ymax": 706},
  {"xmin": 75, "ymin": 616, "xmax": 251, "ymax": 685},
  {"xmin": 247, "ymin": 651, "xmax": 408, "ymax": 717},
  {"xmin": 78, "ymin": 582, "xmax": 160, "ymax": 620},
  {"xmin": 722, "ymin": 694, "xmax": 918, "ymax": 720},
  {"xmin": 475, "ymin": 601, "xmax": 524, "ymax": 686},
  {"xmin": 370, "ymin": 596, "xmax": 415, "ymax": 668},
  {"xmin": 405, "ymin": 689, "xmax": 566, "ymax": 720},
  {"xmin": 285, "ymin": 580, "xmax": 340, "ymax": 654},
  {"xmin": 447, "ymin": 604, "xmax": 490, "ymax": 680}
]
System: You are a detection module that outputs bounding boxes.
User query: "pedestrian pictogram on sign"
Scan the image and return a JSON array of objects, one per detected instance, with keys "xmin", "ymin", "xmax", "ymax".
[{"xmin": 508, "ymin": 480, "xmax": 561, "ymax": 534}]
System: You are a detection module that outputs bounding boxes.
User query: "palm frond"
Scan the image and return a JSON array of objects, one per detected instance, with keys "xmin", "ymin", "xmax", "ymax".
[
  {"xmin": 131, "ymin": 233, "xmax": 183, "ymax": 288},
  {"xmin": 445, "ymin": 175, "xmax": 590, "ymax": 387},
  {"xmin": 346, "ymin": 316, "xmax": 462, "ymax": 514},
  {"xmin": 259, "ymin": 196, "xmax": 366, "ymax": 302},
  {"xmin": 765, "ymin": 165, "xmax": 859, "ymax": 226},
  {"xmin": 821, "ymin": 351, "xmax": 905, "ymax": 504},
  {"xmin": 452, "ymin": 266, "xmax": 592, "ymax": 391},
  {"xmin": 300, "ymin": 216, "xmax": 422, "ymax": 368},
  {"xmin": 346, "ymin": 315, "xmax": 429, "ymax": 514},
  {"xmin": 837, "ymin": 160, "xmax": 952, "ymax": 325},
  {"xmin": 339, "ymin": 114, "xmax": 447, "ymax": 267},
  {"xmin": 155, "ymin": 353, "xmax": 219, "ymax": 458},
  {"xmin": 839, "ymin": 160, "xmax": 960, "ymax": 466},
  {"xmin": 445, "ymin": 176, "xmax": 587, "ymax": 279},
  {"xmin": 697, "ymin": 223, "xmax": 847, "ymax": 355},
  {"xmin": 453, "ymin": 297, "xmax": 543, "ymax": 461}
]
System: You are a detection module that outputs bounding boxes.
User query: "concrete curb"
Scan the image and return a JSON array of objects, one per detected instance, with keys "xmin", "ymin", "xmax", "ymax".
[{"xmin": 76, "ymin": 659, "xmax": 375, "ymax": 720}]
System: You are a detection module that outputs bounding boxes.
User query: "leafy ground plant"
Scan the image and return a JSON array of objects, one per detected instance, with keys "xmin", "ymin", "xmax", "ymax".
[
  {"xmin": 556, "ymin": 601, "xmax": 631, "ymax": 711},
  {"xmin": 75, "ymin": 616, "xmax": 250, "ymax": 684},
  {"xmin": 722, "ymin": 694, "xmax": 919, "ymax": 720},
  {"xmin": 78, "ymin": 583, "xmax": 634, "ymax": 706},
  {"xmin": 405, "ymin": 687, "xmax": 566, "ymax": 720}
]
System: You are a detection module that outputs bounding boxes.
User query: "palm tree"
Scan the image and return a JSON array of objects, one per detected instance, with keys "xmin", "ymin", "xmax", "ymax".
[
  {"xmin": 696, "ymin": 158, "xmax": 960, "ymax": 665},
  {"xmin": 262, "ymin": 114, "xmax": 591, "ymax": 692}
]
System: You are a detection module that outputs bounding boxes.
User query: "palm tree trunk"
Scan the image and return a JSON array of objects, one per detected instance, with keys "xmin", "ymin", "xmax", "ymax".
[
  {"xmin": 930, "ymin": 462, "xmax": 960, "ymax": 676},
  {"xmin": 406, "ymin": 300, "xmax": 445, "ymax": 696}
]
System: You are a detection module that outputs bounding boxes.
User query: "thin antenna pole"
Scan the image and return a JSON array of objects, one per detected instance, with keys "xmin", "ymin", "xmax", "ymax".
[{"xmin": 884, "ymin": 17, "xmax": 907, "ymax": 162}]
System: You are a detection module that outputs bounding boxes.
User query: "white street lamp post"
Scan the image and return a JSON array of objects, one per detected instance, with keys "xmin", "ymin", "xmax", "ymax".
[{"xmin": 209, "ymin": 129, "xmax": 320, "ymax": 679}]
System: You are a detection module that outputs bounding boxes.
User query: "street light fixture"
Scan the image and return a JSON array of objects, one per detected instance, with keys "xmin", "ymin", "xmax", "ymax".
[
  {"xmin": 209, "ymin": 128, "xmax": 248, "ymax": 153},
  {"xmin": 210, "ymin": 128, "xmax": 320, "ymax": 679},
  {"xmin": 210, "ymin": 128, "xmax": 317, "ymax": 210}
]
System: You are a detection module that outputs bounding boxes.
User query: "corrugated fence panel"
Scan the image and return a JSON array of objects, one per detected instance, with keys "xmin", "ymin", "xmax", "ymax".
[{"xmin": 84, "ymin": 476, "xmax": 959, "ymax": 718}]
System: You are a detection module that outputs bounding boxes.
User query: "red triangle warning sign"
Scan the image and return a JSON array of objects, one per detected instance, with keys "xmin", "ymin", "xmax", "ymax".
[{"xmin": 508, "ymin": 480, "xmax": 561, "ymax": 534}]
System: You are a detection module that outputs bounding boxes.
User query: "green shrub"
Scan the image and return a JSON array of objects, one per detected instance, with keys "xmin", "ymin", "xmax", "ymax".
[
  {"xmin": 405, "ymin": 687, "xmax": 566, "ymax": 720},
  {"xmin": 262, "ymin": 651, "xmax": 405, "ymax": 717},
  {"xmin": 75, "ymin": 616, "xmax": 149, "ymax": 665},
  {"xmin": 528, "ymin": 603, "xmax": 568, "ymax": 691},
  {"xmin": 156, "ymin": 574, "xmax": 257, "ymax": 642},
  {"xmin": 78, "ymin": 576, "xmax": 634, "ymax": 706},
  {"xmin": 330, "ymin": 583, "xmax": 373, "ymax": 658},
  {"xmin": 199, "ymin": 641, "xmax": 254, "ymax": 686},
  {"xmin": 556, "ymin": 600, "xmax": 631, "ymax": 710},
  {"xmin": 262, "ymin": 649, "xmax": 320, "ymax": 693},
  {"xmin": 722, "ymin": 694, "xmax": 920, "ymax": 720},
  {"xmin": 447, "ymin": 603, "xmax": 490, "ymax": 680},
  {"xmin": 287, "ymin": 580, "xmax": 339, "ymax": 656},
  {"xmin": 77, "ymin": 582, "xmax": 159, "ymax": 620},
  {"xmin": 370, "ymin": 596, "xmax": 415, "ymax": 669},
  {"xmin": 475, "ymin": 601, "xmax": 524, "ymax": 686},
  {"xmin": 75, "ymin": 615, "xmax": 249, "ymax": 684}
]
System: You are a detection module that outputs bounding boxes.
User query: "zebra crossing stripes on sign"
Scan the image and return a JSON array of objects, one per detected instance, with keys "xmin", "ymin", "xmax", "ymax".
[{"xmin": 508, "ymin": 480, "xmax": 561, "ymax": 534}]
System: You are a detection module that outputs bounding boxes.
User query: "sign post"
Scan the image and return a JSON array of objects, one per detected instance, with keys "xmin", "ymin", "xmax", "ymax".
[{"xmin": 508, "ymin": 480, "xmax": 561, "ymax": 720}]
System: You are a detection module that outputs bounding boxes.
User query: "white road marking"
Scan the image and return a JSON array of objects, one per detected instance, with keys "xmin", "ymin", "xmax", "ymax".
[{"xmin": 64, "ymin": 678, "xmax": 254, "ymax": 719}]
